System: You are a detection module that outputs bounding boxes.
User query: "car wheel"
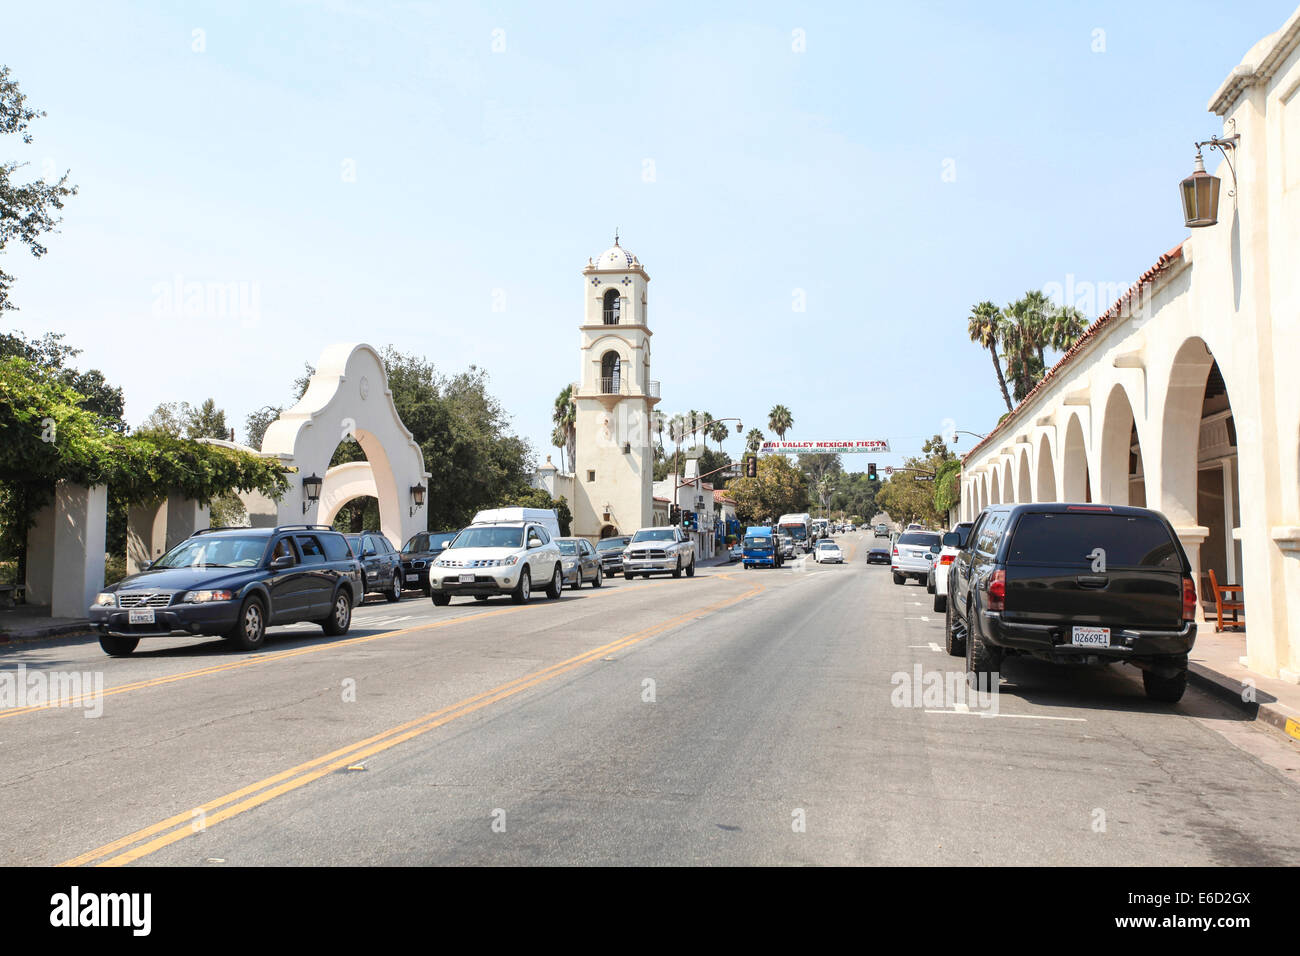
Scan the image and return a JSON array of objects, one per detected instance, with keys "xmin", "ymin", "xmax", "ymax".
[
  {"xmin": 926, "ymin": 576, "xmax": 935, "ymax": 594},
  {"xmin": 386, "ymin": 571, "xmax": 402, "ymax": 602},
  {"xmin": 432, "ymin": 592, "xmax": 451, "ymax": 606},
  {"xmin": 672, "ymin": 558, "xmax": 682, "ymax": 579},
  {"xmin": 1142, "ymin": 658, "xmax": 1188, "ymax": 703},
  {"xmin": 546, "ymin": 564, "xmax": 563, "ymax": 599},
  {"xmin": 944, "ymin": 595, "xmax": 964, "ymax": 657},
  {"xmin": 322, "ymin": 590, "xmax": 352, "ymax": 636},
  {"xmin": 229, "ymin": 597, "xmax": 268, "ymax": 651},
  {"xmin": 892, "ymin": 571, "xmax": 904, "ymax": 585},
  {"xmin": 624, "ymin": 572, "xmax": 634, "ymax": 581},
  {"xmin": 933, "ymin": 591, "xmax": 946, "ymax": 613},
  {"xmin": 592, "ymin": 566, "xmax": 603, "ymax": 588},
  {"xmin": 511, "ymin": 568, "xmax": 531, "ymax": 604},
  {"xmin": 965, "ymin": 598, "xmax": 1001, "ymax": 689},
  {"xmin": 99, "ymin": 635, "xmax": 138, "ymax": 657},
  {"xmin": 686, "ymin": 559, "xmax": 695, "ymax": 578},
  {"xmin": 568, "ymin": 574, "xmax": 581, "ymax": 591}
]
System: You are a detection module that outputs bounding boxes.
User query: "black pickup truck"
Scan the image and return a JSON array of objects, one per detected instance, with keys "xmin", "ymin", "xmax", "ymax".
[{"xmin": 945, "ymin": 503, "xmax": 1197, "ymax": 702}]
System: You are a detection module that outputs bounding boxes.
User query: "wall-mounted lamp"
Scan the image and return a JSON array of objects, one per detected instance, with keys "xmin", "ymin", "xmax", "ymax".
[
  {"xmin": 1181, "ymin": 124, "xmax": 1239, "ymax": 228},
  {"xmin": 409, "ymin": 484, "xmax": 426, "ymax": 517},
  {"xmin": 301, "ymin": 473, "xmax": 323, "ymax": 514}
]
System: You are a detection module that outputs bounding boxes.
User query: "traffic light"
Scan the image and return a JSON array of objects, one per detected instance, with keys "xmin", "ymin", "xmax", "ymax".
[
  {"xmin": 868, "ymin": 462, "xmax": 878, "ymax": 481},
  {"xmin": 669, "ymin": 504, "xmax": 680, "ymax": 525},
  {"xmin": 681, "ymin": 511, "xmax": 697, "ymax": 531},
  {"xmin": 745, "ymin": 456, "xmax": 758, "ymax": 478}
]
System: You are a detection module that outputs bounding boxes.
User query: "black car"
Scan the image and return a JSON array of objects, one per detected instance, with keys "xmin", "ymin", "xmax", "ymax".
[
  {"xmin": 88, "ymin": 525, "xmax": 362, "ymax": 656},
  {"xmin": 343, "ymin": 531, "xmax": 403, "ymax": 602},
  {"xmin": 866, "ymin": 546, "xmax": 890, "ymax": 565},
  {"xmin": 946, "ymin": 503, "xmax": 1197, "ymax": 702},
  {"xmin": 400, "ymin": 530, "xmax": 461, "ymax": 595},
  {"xmin": 594, "ymin": 535, "xmax": 632, "ymax": 574}
]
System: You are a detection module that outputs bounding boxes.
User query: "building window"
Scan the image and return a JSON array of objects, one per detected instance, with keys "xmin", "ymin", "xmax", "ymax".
[
  {"xmin": 600, "ymin": 351, "xmax": 621, "ymax": 393},
  {"xmin": 587, "ymin": 470, "xmax": 596, "ymax": 482},
  {"xmin": 602, "ymin": 289, "xmax": 620, "ymax": 325}
]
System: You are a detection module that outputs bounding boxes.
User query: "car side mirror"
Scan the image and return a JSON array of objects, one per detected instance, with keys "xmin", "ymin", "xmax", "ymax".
[
  {"xmin": 528, "ymin": 538, "xmax": 542, "ymax": 549},
  {"xmin": 270, "ymin": 555, "xmax": 294, "ymax": 570},
  {"xmin": 363, "ymin": 547, "xmax": 376, "ymax": 557}
]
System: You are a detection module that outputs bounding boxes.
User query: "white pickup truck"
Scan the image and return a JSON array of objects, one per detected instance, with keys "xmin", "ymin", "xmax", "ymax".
[{"xmin": 622, "ymin": 527, "xmax": 696, "ymax": 579}]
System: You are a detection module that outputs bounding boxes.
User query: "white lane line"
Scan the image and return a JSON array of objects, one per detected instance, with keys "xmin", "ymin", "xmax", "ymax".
[
  {"xmin": 924, "ymin": 710, "xmax": 1087, "ymax": 721},
  {"xmin": 906, "ymin": 644, "xmax": 943, "ymax": 653}
]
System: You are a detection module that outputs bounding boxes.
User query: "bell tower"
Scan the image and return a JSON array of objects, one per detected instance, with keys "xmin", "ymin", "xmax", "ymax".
[{"xmin": 572, "ymin": 235, "xmax": 660, "ymax": 539}]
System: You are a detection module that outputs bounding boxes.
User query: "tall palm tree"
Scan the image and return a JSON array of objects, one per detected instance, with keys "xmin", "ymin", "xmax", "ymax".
[
  {"xmin": 746, "ymin": 428, "xmax": 765, "ymax": 454},
  {"xmin": 552, "ymin": 385, "xmax": 575, "ymax": 472},
  {"xmin": 1048, "ymin": 304, "xmax": 1087, "ymax": 353},
  {"xmin": 768, "ymin": 405, "xmax": 793, "ymax": 440},
  {"xmin": 708, "ymin": 417, "xmax": 730, "ymax": 448},
  {"xmin": 967, "ymin": 301, "xmax": 1013, "ymax": 412}
]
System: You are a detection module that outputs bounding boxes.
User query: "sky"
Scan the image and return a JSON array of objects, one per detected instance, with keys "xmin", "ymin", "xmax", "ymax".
[{"xmin": 3, "ymin": 0, "xmax": 1295, "ymax": 473}]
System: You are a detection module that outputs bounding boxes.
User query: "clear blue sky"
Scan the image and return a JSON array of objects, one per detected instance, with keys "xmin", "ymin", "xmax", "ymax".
[{"xmin": 4, "ymin": 0, "xmax": 1294, "ymax": 470}]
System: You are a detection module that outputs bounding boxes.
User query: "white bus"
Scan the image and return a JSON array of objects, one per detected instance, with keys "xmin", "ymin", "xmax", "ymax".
[{"xmin": 777, "ymin": 513, "xmax": 813, "ymax": 553}]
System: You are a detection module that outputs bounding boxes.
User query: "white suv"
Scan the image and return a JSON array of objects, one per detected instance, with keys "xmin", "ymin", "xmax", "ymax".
[
  {"xmin": 891, "ymin": 530, "xmax": 941, "ymax": 586},
  {"xmin": 430, "ymin": 521, "xmax": 563, "ymax": 605},
  {"xmin": 928, "ymin": 522, "xmax": 973, "ymax": 611}
]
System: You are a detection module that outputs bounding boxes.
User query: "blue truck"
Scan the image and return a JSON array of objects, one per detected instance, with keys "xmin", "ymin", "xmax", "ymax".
[{"xmin": 742, "ymin": 526, "xmax": 783, "ymax": 569}]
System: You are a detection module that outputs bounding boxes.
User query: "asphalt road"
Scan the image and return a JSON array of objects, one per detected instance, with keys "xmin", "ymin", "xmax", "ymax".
[{"xmin": 4, "ymin": 532, "xmax": 1298, "ymax": 866}]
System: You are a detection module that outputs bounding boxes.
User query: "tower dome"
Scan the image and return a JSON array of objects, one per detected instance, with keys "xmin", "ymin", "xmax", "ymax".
[{"xmin": 589, "ymin": 239, "xmax": 642, "ymax": 271}]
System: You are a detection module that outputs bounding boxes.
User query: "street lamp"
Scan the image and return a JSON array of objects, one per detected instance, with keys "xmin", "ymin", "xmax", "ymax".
[
  {"xmin": 301, "ymin": 473, "xmax": 323, "ymax": 514},
  {"xmin": 950, "ymin": 430, "xmax": 987, "ymax": 444}
]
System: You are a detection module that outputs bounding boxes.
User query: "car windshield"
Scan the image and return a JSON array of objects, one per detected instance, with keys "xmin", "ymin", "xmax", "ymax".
[
  {"xmin": 557, "ymin": 541, "xmax": 579, "ymax": 555},
  {"xmin": 401, "ymin": 535, "xmax": 428, "ymax": 553},
  {"xmin": 744, "ymin": 536, "xmax": 771, "ymax": 548},
  {"xmin": 631, "ymin": 529, "xmax": 676, "ymax": 543},
  {"xmin": 818, "ymin": 541, "xmax": 837, "ymax": 549},
  {"xmin": 596, "ymin": 539, "xmax": 627, "ymax": 551},
  {"xmin": 152, "ymin": 535, "xmax": 266, "ymax": 569},
  {"xmin": 431, "ymin": 534, "xmax": 458, "ymax": 550},
  {"xmin": 898, "ymin": 532, "xmax": 941, "ymax": 547},
  {"xmin": 449, "ymin": 526, "xmax": 525, "ymax": 550}
]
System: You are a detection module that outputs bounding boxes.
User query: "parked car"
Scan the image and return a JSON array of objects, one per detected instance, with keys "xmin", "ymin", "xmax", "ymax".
[
  {"xmin": 343, "ymin": 532, "xmax": 404, "ymax": 602},
  {"xmin": 556, "ymin": 537, "xmax": 603, "ymax": 589},
  {"xmin": 892, "ymin": 530, "xmax": 942, "ymax": 585},
  {"xmin": 623, "ymin": 527, "xmax": 696, "ymax": 579},
  {"xmin": 875, "ymin": 524, "xmax": 890, "ymax": 538},
  {"xmin": 946, "ymin": 503, "xmax": 1197, "ymax": 702},
  {"xmin": 729, "ymin": 543, "xmax": 744, "ymax": 562},
  {"xmin": 814, "ymin": 539, "xmax": 843, "ymax": 563},
  {"xmin": 89, "ymin": 525, "xmax": 362, "ymax": 655},
  {"xmin": 595, "ymin": 535, "xmax": 632, "ymax": 575},
  {"xmin": 429, "ymin": 515, "xmax": 563, "ymax": 605},
  {"xmin": 928, "ymin": 521, "xmax": 974, "ymax": 610},
  {"xmin": 400, "ymin": 530, "xmax": 460, "ymax": 595}
]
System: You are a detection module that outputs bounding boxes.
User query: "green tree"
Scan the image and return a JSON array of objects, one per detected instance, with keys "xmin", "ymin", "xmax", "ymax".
[
  {"xmin": 727, "ymin": 455, "xmax": 809, "ymax": 525},
  {"xmin": 0, "ymin": 331, "xmax": 124, "ymax": 429},
  {"xmin": 244, "ymin": 404, "xmax": 282, "ymax": 450},
  {"xmin": 767, "ymin": 404, "xmax": 793, "ymax": 440},
  {"xmin": 0, "ymin": 66, "xmax": 78, "ymax": 312},
  {"xmin": 745, "ymin": 428, "xmax": 764, "ymax": 454},
  {"xmin": 967, "ymin": 301, "xmax": 1013, "ymax": 413},
  {"xmin": 552, "ymin": 384, "xmax": 575, "ymax": 472}
]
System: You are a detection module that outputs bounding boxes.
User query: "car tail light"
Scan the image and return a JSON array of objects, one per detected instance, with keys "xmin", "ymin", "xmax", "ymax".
[
  {"xmin": 1067, "ymin": 505, "xmax": 1113, "ymax": 512},
  {"xmin": 1182, "ymin": 575, "xmax": 1197, "ymax": 622},
  {"xmin": 939, "ymin": 554, "xmax": 955, "ymax": 566},
  {"xmin": 986, "ymin": 569, "xmax": 1006, "ymax": 612},
  {"xmin": 892, "ymin": 546, "xmax": 898, "ymax": 556}
]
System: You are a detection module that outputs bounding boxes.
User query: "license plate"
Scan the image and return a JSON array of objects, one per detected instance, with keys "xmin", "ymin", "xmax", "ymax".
[
  {"xmin": 1071, "ymin": 626, "xmax": 1110, "ymax": 647},
  {"xmin": 128, "ymin": 608, "xmax": 155, "ymax": 625},
  {"xmin": 406, "ymin": 574, "xmax": 419, "ymax": 583},
  {"xmin": 459, "ymin": 573, "xmax": 475, "ymax": 584}
]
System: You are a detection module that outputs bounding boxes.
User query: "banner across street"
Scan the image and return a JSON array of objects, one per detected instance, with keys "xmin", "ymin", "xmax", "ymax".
[{"xmin": 758, "ymin": 440, "xmax": 890, "ymax": 455}]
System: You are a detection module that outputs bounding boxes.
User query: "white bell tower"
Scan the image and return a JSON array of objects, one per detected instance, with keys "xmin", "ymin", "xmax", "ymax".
[{"xmin": 572, "ymin": 235, "xmax": 660, "ymax": 539}]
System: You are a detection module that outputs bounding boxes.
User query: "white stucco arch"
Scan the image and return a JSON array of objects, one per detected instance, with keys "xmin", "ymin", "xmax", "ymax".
[
  {"xmin": 1035, "ymin": 431, "xmax": 1058, "ymax": 502},
  {"xmin": 260, "ymin": 343, "xmax": 429, "ymax": 547},
  {"xmin": 1060, "ymin": 410, "xmax": 1090, "ymax": 502},
  {"xmin": 1098, "ymin": 383, "xmax": 1146, "ymax": 506},
  {"xmin": 1016, "ymin": 447, "xmax": 1032, "ymax": 503},
  {"xmin": 1001, "ymin": 458, "xmax": 1015, "ymax": 504},
  {"xmin": 318, "ymin": 460, "xmax": 380, "ymax": 527}
]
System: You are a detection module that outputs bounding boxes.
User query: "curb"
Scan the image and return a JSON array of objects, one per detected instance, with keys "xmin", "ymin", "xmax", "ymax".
[
  {"xmin": 0, "ymin": 622, "xmax": 95, "ymax": 647},
  {"xmin": 1186, "ymin": 662, "xmax": 1300, "ymax": 743}
]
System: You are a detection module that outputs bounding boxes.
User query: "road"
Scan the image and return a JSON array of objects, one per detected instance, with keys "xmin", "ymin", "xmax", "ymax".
[{"xmin": 4, "ymin": 532, "xmax": 1298, "ymax": 866}]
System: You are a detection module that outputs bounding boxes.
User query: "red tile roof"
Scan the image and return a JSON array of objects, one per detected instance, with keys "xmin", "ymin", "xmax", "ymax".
[
  {"xmin": 653, "ymin": 496, "xmax": 670, "ymax": 503},
  {"xmin": 962, "ymin": 242, "xmax": 1185, "ymax": 465}
]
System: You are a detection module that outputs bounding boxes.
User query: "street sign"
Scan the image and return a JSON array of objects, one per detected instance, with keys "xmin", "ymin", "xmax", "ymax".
[
  {"xmin": 914, "ymin": 475, "xmax": 934, "ymax": 482},
  {"xmin": 885, "ymin": 467, "xmax": 894, "ymax": 476}
]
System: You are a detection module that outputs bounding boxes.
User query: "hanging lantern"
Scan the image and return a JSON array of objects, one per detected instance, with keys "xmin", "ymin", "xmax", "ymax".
[{"xmin": 1180, "ymin": 150, "xmax": 1221, "ymax": 228}]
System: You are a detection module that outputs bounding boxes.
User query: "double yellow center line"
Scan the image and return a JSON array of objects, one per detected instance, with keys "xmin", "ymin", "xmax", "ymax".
[{"xmin": 61, "ymin": 573, "xmax": 762, "ymax": 867}]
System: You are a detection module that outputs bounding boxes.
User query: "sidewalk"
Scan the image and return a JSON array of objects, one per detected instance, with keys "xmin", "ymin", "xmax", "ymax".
[
  {"xmin": 0, "ymin": 605, "xmax": 93, "ymax": 646},
  {"xmin": 1187, "ymin": 629, "xmax": 1300, "ymax": 742}
]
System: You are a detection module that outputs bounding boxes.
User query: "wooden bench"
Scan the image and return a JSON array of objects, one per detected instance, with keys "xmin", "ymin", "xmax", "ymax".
[{"xmin": 1207, "ymin": 568, "xmax": 1244, "ymax": 633}]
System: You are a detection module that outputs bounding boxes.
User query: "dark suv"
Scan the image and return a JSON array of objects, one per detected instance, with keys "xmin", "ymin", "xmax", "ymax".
[
  {"xmin": 945, "ymin": 503, "xmax": 1197, "ymax": 702},
  {"xmin": 399, "ymin": 530, "xmax": 460, "ymax": 595},
  {"xmin": 89, "ymin": 525, "xmax": 362, "ymax": 656},
  {"xmin": 343, "ymin": 531, "xmax": 403, "ymax": 602}
]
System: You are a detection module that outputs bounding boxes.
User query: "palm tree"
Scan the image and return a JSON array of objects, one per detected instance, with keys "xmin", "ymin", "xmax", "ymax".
[
  {"xmin": 552, "ymin": 385, "xmax": 575, "ymax": 472},
  {"xmin": 745, "ymin": 428, "xmax": 765, "ymax": 454},
  {"xmin": 768, "ymin": 405, "xmax": 793, "ymax": 440},
  {"xmin": 967, "ymin": 301, "xmax": 1013, "ymax": 412},
  {"xmin": 708, "ymin": 418, "xmax": 730, "ymax": 448},
  {"xmin": 1048, "ymin": 304, "xmax": 1086, "ymax": 354}
]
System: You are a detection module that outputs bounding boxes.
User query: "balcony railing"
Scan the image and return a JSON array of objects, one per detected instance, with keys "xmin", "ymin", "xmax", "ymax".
[
  {"xmin": 648, "ymin": 380, "xmax": 660, "ymax": 398},
  {"xmin": 595, "ymin": 378, "xmax": 660, "ymax": 398}
]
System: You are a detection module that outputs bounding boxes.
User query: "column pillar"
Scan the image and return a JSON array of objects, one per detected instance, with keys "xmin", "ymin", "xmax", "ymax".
[
  {"xmin": 1174, "ymin": 525, "xmax": 1210, "ymax": 626},
  {"xmin": 25, "ymin": 482, "xmax": 107, "ymax": 618},
  {"xmin": 126, "ymin": 498, "xmax": 167, "ymax": 574}
]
